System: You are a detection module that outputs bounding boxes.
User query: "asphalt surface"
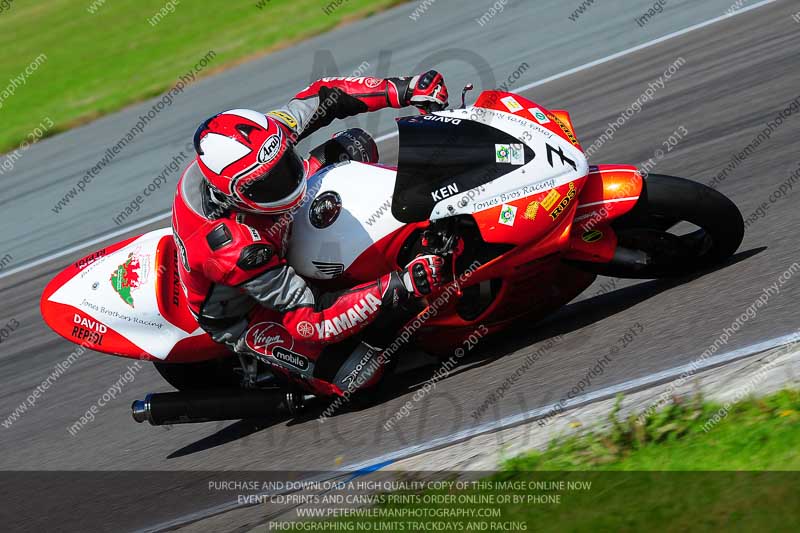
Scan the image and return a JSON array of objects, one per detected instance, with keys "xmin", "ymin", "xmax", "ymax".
[
  {"xmin": 0, "ymin": 0, "xmax": 777, "ymax": 269},
  {"xmin": 2, "ymin": 0, "xmax": 800, "ymax": 531}
]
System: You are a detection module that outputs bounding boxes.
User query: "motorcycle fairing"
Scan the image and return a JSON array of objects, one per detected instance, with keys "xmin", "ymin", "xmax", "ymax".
[
  {"xmin": 562, "ymin": 165, "xmax": 644, "ymax": 264},
  {"xmin": 289, "ymin": 93, "xmax": 591, "ymax": 283},
  {"xmin": 41, "ymin": 228, "xmax": 219, "ymax": 361},
  {"xmin": 391, "ymin": 113, "xmax": 536, "ymax": 223},
  {"xmin": 547, "ymin": 110, "xmax": 582, "ymax": 151},
  {"xmin": 428, "ymin": 93, "xmax": 588, "ymax": 245},
  {"xmin": 573, "ymin": 165, "xmax": 643, "ymax": 230},
  {"xmin": 287, "ymin": 161, "xmax": 409, "ymax": 281}
]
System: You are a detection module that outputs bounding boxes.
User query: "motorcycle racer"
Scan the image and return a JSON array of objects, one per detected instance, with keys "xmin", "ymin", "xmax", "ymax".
[{"xmin": 171, "ymin": 71, "xmax": 449, "ymax": 398}]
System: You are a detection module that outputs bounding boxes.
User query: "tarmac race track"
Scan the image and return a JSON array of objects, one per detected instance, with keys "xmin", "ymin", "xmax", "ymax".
[{"xmin": 1, "ymin": 1, "xmax": 799, "ymax": 531}]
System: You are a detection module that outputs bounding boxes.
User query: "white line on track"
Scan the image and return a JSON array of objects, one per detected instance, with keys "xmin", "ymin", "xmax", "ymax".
[
  {"xmin": 374, "ymin": 0, "xmax": 777, "ymax": 144},
  {"xmin": 343, "ymin": 329, "xmax": 800, "ymax": 473},
  {"xmin": 0, "ymin": 211, "xmax": 172, "ymax": 279},
  {"xmin": 0, "ymin": 0, "xmax": 777, "ymax": 283},
  {"xmin": 140, "ymin": 330, "xmax": 800, "ymax": 533}
]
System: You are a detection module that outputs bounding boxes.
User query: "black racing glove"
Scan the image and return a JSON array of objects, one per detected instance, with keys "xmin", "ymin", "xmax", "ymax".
[{"xmin": 401, "ymin": 254, "xmax": 445, "ymax": 297}]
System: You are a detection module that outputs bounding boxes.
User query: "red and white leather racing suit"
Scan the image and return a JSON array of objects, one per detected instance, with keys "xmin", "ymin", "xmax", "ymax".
[{"xmin": 172, "ymin": 77, "xmax": 421, "ymax": 397}]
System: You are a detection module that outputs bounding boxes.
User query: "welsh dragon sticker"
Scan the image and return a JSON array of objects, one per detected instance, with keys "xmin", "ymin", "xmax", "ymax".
[{"xmin": 110, "ymin": 251, "xmax": 150, "ymax": 308}]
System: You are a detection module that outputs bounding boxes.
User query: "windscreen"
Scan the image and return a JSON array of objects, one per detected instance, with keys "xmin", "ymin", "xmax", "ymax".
[{"xmin": 391, "ymin": 114, "xmax": 534, "ymax": 222}]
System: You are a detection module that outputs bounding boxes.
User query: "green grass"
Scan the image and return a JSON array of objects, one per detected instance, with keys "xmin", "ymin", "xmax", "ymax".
[
  {"xmin": 325, "ymin": 390, "xmax": 800, "ymax": 532},
  {"xmin": 484, "ymin": 390, "xmax": 800, "ymax": 530},
  {"xmin": 505, "ymin": 389, "xmax": 800, "ymax": 470},
  {"xmin": 0, "ymin": 0, "xmax": 406, "ymax": 153}
]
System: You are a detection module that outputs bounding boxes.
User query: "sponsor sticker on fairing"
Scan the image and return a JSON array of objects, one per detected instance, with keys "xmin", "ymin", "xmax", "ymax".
[
  {"xmin": 431, "ymin": 182, "xmax": 460, "ymax": 201},
  {"xmin": 73, "ymin": 313, "xmax": 108, "ymax": 333},
  {"xmin": 529, "ymin": 108, "xmax": 550, "ymax": 125},
  {"xmin": 549, "ymin": 182, "xmax": 577, "ymax": 221},
  {"xmin": 548, "ymin": 113, "xmax": 580, "ymax": 146},
  {"xmin": 499, "ymin": 204, "xmax": 517, "ymax": 226},
  {"xmin": 422, "ymin": 115, "xmax": 462, "ymax": 125},
  {"xmin": 74, "ymin": 249, "xmax": 106, "ymax": 270},
  {"xmin": 582, "ymin": 229, "xmax": 603, "ymax": 243},
  {"xmin": 109, "ymin": 250, "xmax": 151, "ymax": 308},
  {"xmin": 523, "ymin": 201, "xmax": 539, "ymax": 221},
  {"xmin": 71, "ymin": 313, "xmax": 108, "ymax": 345},
  {"xmin": 500, "ymin": 96, "xmax": 524, "ymax": 113},
  {"xmin": 495, "ymin": 144, "xmax": 524, "ymax": 165},
  {"xmin": 540, "ymin": 189, "xmax": 561, "ymax": 211}
]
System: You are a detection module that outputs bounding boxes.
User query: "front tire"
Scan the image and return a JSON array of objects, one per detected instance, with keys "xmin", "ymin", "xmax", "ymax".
[{"xmin": 586, "ymin": 174, "xmax": 744, "ymax": 278}]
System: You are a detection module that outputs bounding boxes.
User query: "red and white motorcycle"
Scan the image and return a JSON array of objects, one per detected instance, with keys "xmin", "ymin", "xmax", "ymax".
[{"xmin": 41, "ymin": 90, "xmax": 744, "ymax": 425}]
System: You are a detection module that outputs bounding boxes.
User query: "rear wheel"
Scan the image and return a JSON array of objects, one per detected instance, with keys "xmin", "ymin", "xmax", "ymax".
[{"xmin": 581, "ymin": 174, "xmax": 744, "ymax": 278}]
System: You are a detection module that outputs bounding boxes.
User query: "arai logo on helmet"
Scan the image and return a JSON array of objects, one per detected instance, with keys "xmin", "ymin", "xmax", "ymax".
[{"xmin": 257, "ymin": 133, "xmax": 283, "ymax": 164}]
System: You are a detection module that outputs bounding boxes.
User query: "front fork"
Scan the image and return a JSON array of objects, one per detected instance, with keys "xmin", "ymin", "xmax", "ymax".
[{"xmin": 421, "ymin": 218, "xmax": 465, "ymax": 290}]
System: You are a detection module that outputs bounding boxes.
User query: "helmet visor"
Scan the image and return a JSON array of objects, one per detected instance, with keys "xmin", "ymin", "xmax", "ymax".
[{"xmin": 241, "ymin": 148, "xmax": 304, "ymax": 205}]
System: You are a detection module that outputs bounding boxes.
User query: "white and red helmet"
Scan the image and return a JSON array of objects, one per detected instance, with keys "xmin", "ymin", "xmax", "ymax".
[{"xmin": 193, "ymin": 109, "xmax": 305, "ymax": 214}]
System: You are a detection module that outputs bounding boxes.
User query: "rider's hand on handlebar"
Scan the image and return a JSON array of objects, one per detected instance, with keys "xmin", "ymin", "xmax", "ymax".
[
  {"xmin": 407, "ymin": 70, "xmax": 448, "ymax": 114},
  {"xmin": 402, "ymin": 255, "xmax": 446, "ymax": 298}
]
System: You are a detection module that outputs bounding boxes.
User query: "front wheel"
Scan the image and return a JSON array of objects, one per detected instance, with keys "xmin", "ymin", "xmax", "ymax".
[{"xmin": 580, "ymin": 174, "xmax": 744, "ymax": 279}]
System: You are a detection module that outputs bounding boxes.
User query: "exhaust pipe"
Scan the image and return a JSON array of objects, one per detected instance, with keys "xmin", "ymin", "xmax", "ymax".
[{"xmin": 131, "ymin": 389, "xmax": 289, "ymax": 425}]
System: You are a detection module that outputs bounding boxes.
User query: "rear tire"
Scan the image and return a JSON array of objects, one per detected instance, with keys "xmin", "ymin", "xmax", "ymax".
[{"xmin": 583, "ymin": 174, "xmax": 744, "ymax": 278}]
